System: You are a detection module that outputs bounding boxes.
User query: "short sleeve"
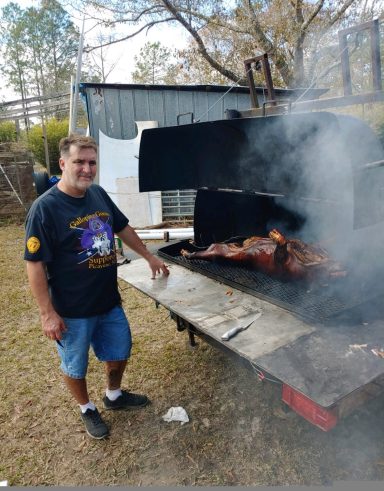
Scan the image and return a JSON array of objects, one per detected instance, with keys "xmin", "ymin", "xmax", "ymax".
[{"xmin": 24, "ymin": 203, "xmax": 55, "ymax": 262}]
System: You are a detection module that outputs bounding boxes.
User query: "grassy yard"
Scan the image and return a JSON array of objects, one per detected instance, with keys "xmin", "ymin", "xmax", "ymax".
[{"xmin": 1, "ymin": 222, "xmax": 384, "ymax": 486}]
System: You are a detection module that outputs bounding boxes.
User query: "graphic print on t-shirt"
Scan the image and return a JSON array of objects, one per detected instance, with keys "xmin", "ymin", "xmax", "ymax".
[{"xmin": 70, "ymin": 212, "xmax": 116, "ymax": 269}]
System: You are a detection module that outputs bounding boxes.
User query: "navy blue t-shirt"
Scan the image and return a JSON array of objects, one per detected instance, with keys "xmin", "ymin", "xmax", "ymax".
[{"xmin": 24, "ymin": 184, "xmax": 129, "ymax": 318}]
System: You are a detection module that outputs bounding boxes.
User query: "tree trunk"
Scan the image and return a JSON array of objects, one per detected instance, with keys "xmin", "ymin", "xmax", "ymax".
[{"xmin": 293, "ymin": 34, "xmax": 305, "ymax": 87}]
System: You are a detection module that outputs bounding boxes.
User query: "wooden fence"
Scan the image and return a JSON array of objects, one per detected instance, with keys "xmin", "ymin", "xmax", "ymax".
[{"xmin": 0, "ymin": 145, "xmax": 36, "ymax": 217}]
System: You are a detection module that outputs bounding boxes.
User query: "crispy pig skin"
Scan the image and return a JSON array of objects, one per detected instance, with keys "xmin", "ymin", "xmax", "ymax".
[{"xmin": 180, "ymin": 229, "xmax": 346, "ymax": 282}]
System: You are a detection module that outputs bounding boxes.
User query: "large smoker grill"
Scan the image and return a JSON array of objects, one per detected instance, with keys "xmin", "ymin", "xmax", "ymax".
[
  {"xmin": 118, "ymin": 110, "xmax": 384, "ymax": 430},
  {"xmin": 140, "ymin": 111, "xmax": 384, "ymax": 324}
]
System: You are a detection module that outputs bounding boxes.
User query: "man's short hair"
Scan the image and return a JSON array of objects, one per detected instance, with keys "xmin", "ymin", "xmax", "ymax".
[{"xmin": 59, "ymin": 134, "xmax": 98, "ymax": 157}]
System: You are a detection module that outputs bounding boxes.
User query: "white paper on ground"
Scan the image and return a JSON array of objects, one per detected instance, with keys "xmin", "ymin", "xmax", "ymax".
[{"xmin": 162, "ymin": 406, "xmax": 189, "ymax": 425}]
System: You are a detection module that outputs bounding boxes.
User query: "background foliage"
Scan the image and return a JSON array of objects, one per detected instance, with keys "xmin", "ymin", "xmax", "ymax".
[
  {"xmin": 0, "ymin": 121, "xmax": 17, "ymax": 142},
  {"xmin": 27, "ymin": 118, "xmax": 69, "ymax": 174}
]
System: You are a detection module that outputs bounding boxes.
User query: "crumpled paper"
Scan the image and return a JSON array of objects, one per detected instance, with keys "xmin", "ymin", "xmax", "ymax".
[{"xmin": 162, "ymin": 406, "xmax": 189, "ymax": 425}]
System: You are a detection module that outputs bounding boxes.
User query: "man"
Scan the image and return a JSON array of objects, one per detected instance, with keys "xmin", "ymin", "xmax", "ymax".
[{"xmin": 24, "ymin": 134, "xmax": 169, "ymax": 439}]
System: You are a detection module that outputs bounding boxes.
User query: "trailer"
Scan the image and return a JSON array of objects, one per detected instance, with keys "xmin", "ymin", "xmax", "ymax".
[{"xmin": 116, "ymin": 108, "xmax": 384, "ymax": 431}]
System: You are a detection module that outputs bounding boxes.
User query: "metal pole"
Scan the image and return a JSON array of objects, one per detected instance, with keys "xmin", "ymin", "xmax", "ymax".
[
  {"xmin": 71, "ymin": 16, "xmax": 85, "ymax": 134},
  {"xmin": 68, "ymin": 75, "xmax": 74, "ymax": 135}
]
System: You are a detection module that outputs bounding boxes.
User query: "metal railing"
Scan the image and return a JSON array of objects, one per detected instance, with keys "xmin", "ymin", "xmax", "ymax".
[{"xmin": 161, "ymin": 190, "xmax": 196, "ymax": 221}]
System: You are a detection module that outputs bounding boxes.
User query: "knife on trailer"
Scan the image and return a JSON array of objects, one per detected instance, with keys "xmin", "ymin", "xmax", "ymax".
[{"xmin": 221, "ymin": 310, "xmax": 262, "ymax": 341}]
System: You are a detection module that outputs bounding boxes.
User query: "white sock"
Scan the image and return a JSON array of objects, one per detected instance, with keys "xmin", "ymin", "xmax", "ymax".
[
  {"xmin": 79, "ymin": 401, "xmax": 96, "ymax": 413},
  {"xmin": 106, "ymin": 388, "xmax": 122, "ymax": 401}
]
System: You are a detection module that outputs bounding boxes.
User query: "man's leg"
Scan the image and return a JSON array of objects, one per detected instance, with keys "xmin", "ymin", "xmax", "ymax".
[
  {"xmin": 105, "ymin": 360, "xmax": 127, "ymax": 390},
  {"xmin": 61, "ymin": 374, "xmax": 109, "ymax": 440},
  {"xmin": 63, "ymin": 375, "xmax": 89, "ymax": 404},
  {"xmin": 95, "ymin": 306, "xmax": 149, "ymax": 410},
  {"xmin": 103, "ymin": 359, "xmax": 149, "ymax": 410},
  {"xmin": 58, "ymin": 315, "xmax": 109, "ymax": 440}
]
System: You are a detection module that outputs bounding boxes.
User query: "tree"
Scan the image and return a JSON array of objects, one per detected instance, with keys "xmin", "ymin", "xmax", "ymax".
[
  {"xmin": 0, "ymin": 3, "xmax": 29, "ymax": 126},
  {"xmin": 27, "ymin": 117, "xmax": 69, "ymax": 174},
  {"xmin": 1, "ymin": 0, "xmax": 86, "ymax": 99},
  {"xmin": 131, "ymin": 41, "xmax": 177, "ymax": 84},
  {"xmin": 72, "ymin": 0, "xmax": 382, "ymax": 88},
  {"xmin": 85, "ymin": 31, "xmax": 121, "ymax": 83},
  {"xmin": 0, "ymin": 121, "xmax": 17, "ymax": 142},
  {"xmin": 39, "ymin": 0, "xmax": 80, "ymax": 94}
]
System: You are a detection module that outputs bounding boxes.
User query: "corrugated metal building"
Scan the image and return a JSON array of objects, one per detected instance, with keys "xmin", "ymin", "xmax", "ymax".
[{"xmin": 79, "ymin": 83, "xmax": 326, "ymax": 221}]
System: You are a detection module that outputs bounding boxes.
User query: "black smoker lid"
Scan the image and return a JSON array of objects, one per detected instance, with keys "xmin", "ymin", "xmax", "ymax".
[{"xmin": 139, "ymin": 112, "xmax": 384, "ymax": 228}]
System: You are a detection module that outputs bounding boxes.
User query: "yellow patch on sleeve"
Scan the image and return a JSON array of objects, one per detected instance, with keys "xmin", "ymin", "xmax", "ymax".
[{"xmin": 27, "ymin": 236, "xmax": 41, "ymax": 253}]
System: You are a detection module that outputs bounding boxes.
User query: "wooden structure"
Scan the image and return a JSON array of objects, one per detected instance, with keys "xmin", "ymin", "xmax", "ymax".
[{"xmin": 0, "ymin": 143, "xmax": 36, "ymax": 217}]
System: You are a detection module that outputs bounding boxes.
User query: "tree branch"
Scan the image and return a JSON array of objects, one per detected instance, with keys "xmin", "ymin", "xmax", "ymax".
[
  {"xmin": 167, "ymin": 4, "xmax": 249, "ymax": 36},
  {"xmin": 327, "ymin": 0, "xmax": 356, "ymax": 28},
  {"xmin": 301, "ymin": 0, "xmax": 325, "ymax": 32},
  {"xmin": 243, "ymin": 0, "xmax": 293, "ymax": 85},
  {"xmin": 295, "ymin": 0, "xmax": 304, "ymax": 24},
  {"xmin": 160, "ymin": 0, "xmax": 245, "ymax": 84},
  {"xmin": 83, "ymin": 18, "xmax": 176, "ymax": 52}
]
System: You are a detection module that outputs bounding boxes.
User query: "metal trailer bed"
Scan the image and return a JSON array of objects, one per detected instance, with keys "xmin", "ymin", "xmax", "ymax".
[{"xmin": 118, "ymin": 258, "xmax": 384, "ymax": 431}]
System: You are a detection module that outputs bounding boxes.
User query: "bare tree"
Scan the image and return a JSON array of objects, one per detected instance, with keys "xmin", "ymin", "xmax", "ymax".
[
  {"xmin": 66, "ymin": 0, "xmax": 382, "ymax": 88},
  {"xmin": 86, "ymin": 30, "xmax": 121, "ymax": 82}
]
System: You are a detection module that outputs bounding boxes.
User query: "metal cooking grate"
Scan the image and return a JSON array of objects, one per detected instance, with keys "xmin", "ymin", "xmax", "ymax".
[{"xmin": 158, "ymin": 240, "xmax": 369, "ymax": 324}]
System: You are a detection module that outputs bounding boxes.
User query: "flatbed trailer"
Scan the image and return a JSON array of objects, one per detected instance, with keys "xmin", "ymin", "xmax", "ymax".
[{"xmin": 118, "ymin": 258, "xmax": 384, "ymax": 431}]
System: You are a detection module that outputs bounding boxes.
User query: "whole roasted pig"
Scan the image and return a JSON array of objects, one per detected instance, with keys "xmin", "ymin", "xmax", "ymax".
[{"xmin": 180, "ymin": 229, "xmax": 346, "ymax": 282}]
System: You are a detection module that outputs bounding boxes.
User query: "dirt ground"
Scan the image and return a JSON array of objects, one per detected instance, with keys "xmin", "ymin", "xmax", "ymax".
[{"xmin": 1, "ymin": 222, "xmax": 384, "ymax": 486}]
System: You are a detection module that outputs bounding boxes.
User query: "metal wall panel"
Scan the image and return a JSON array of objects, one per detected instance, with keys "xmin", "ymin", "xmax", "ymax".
[
  {"xmin": 206, "ymin": 91, "xmax": 224, "ymax": 121},
  {"xmin": 147, "ymin": 90, "xmax": 165, "ymax": 125},
  {"xmin": 164, "ymin": 91, "xmax": 181, "ymax": 127},
  {"xmin": 132, "ymin": 89, "xmax": 151, "ymax": 121},
  {"xmin": 103, "ymin": 89, "xmax": 123, "ymax": 138},
  {"xmin": 119, "ymin": 90, "xmax": 136, "ymax": 139},
  {"xmin": 177, "ymin": 91, "xmax": 194, "ymax": 124},
  {"xmin": 193, "ymin": 91, "xmax": 209, "ymax": 123},
  {"xmin": 80, "ymin": 84, "xmax": 254, "ymax": 142}
]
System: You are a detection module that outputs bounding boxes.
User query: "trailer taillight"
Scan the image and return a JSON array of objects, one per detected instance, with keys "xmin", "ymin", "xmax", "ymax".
[{"xmin": 282, "ymin": 384, "xmax": 338, "ymax": 431}]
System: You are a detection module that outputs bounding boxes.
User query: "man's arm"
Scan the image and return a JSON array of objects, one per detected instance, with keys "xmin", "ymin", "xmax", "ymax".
[
  {"xmin": 25, "ymin": 261, "xmax": 66, "ymax": 340},
  {"xmin": 116, "ymin": 225, "xmax": 169, "ymax": 279}
]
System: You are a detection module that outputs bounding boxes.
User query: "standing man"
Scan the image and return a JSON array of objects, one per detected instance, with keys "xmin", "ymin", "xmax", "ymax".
[{"xmin": 24, "ymin": 134, "xmax": 169, "ymax": 439}]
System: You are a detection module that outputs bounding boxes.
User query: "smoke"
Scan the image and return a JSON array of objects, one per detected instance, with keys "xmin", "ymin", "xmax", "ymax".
[{"xmin": 237, "ymin": 112, "xmax": 384, "ymax": 273}]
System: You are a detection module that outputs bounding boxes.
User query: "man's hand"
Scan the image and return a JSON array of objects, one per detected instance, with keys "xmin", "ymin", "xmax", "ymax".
[
  {"xmin": 40, "ymin": 309, "xmax": 67, "ymax": 341},
  {"xmin": 148, "ymin": 254, "xmax": 170, "ymax": 279},
  {"xmin": 26, "ymin": 260, "xmax": 67, "ymax": 342},
  {"xmin": 116, "ymin": 226, "xmax": 170, "ymax": 279}
]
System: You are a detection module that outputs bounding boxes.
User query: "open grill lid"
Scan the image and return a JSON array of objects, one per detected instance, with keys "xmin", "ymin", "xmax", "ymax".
[{"xmin": 139, "ymin": 112, "xmax": 384, "ymax": 229}]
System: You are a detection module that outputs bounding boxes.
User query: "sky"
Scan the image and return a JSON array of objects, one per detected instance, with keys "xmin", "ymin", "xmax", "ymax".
[{"xmin": 0, "ymin": 0, "xmax": 188, "ymax": 101}]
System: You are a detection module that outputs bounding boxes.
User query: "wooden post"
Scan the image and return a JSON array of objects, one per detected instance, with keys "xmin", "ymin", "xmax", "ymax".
[
  {"xmin": 71, "ymin": 16, "xmax": 85, "ymax": 134},
  {"xmin": 41, "ymin": 117, "xmax": 51, "ymax": 177}
]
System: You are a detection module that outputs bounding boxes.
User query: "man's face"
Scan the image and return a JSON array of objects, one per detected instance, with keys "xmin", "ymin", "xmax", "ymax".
[{"xmin": 59, "ymin": 145, "xmax": 97, "ymax": 197}]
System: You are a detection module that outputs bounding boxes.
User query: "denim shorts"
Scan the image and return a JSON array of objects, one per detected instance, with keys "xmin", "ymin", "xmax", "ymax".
[{"xmin": 56, "ymin": 305, "xmax": 132, "ymax": 379}]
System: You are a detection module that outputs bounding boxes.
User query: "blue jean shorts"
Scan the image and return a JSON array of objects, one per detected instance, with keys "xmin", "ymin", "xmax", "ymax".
[{"xmin": 56, "ymin": 305, "xmax": 132, "ymax": 379}]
